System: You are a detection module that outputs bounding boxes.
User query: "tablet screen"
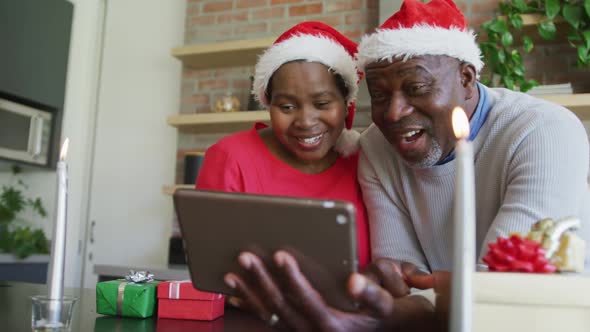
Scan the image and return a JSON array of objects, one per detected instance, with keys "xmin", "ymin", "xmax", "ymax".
[{"xmin": 174, "ymin": 189, "xmax": 359, "ymax": 311}]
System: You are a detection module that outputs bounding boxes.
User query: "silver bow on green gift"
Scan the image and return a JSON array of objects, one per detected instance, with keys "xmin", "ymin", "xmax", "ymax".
[
  {"xmin": 125, "ymin": 270, "xmax": 154, "ymax": 283},
  {"xmin": 115, "ymin": 270, "xmax": 155, "ymax": 315},
  {"xmin": 96, "ymin": 270, "xmax": 160, "ymax": 318}
]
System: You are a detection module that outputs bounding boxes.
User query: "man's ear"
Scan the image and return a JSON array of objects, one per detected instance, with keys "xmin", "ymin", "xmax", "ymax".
[{"xmin": 459, "ymin": 62, "xmax": 477, "ymax": 100}]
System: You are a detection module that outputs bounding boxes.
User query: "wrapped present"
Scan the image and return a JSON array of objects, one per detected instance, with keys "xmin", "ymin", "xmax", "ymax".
[
  {"xmin": 484, "ymin": 217, "xmax": 586, "ymax": 273},
  {"xmin": 157, "ymin": 280, "xmax": 225, "ymax": 321},
  {"xmin": 526, "ymin": 217, "xmax": 586, "ymax": 272},
  {"xmin": 96, "ymin": 270, "xmax": 160, "ymax": 318},
  {"xmin": 483, "ymin": 234, "xmax": 556, "ymax": 273}
]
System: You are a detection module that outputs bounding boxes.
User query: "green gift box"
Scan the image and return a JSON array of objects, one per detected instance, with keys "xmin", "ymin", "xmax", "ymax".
[{"xmin": 96, "ymin": 279, "xmax": 160, "ymax": 318}]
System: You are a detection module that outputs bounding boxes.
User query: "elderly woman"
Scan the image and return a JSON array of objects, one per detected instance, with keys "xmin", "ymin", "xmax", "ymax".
[{"xmin": 195, "ymin": 21, "xmax": 371, "ymax": 325}]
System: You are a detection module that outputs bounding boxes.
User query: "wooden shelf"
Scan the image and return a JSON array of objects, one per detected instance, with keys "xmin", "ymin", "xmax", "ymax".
[
  {"xmin": 167, "ymin": 95, "xmax": 590, "ymax": 134},
  {"xmin": 500, "ymin": 13, "xmax": 549, "ymax": 26},
  {"xmin": 167, "ymin": 111, "xmax": 270, "ymax": 134},
  {"xmin": 162, "ymin": 184, "xmax": 194, "ymax": 196},
  {"xmin": 167, "ymin": 109, "xmax": 374, "ymax": 134},
  {"xmin": 172, "ymin": 37, "xmax": 275, "ymax": 70},
  {"xmin": 538, "ymin": 93, "xmax": 590, "ymax": 121}
]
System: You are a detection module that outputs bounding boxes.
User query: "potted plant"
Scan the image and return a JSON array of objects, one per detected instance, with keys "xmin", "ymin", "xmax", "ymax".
[
  {"xmin": 0, "ymin": 165, "xmax": 50, "ymax": 283},
  {"xmin": 478, "ymin": 0, "xmax": 590, "ymax": 91}
]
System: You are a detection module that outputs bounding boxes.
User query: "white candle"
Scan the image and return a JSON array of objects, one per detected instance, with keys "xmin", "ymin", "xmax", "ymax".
[
  {"xmin": 450, "ymin": 107, "xmax": 475, "ymax": 332},
  {"xmin": 47, "ymin": 138, "xmax": 69, "ymax": 323}
]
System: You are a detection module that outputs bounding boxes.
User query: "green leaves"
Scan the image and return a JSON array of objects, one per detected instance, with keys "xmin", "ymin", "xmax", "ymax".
[
  {"xmin": 579, "ymin": 45, "xmax": 590, "ymax": 64},
  {"xmin": 479, "ymin": 0, "xmax": 589, "ymax": 92},
  {"xmin": 563, "ymin": 4, "xmax": 583, "ymax": 29},
  {"xmin": 523, "ymin": 36, "xmax": 535, "ymax": 52},
  {"xmin": 487, "ymin": 18, "xmax": 509, "ymax": 33},
  {"xmin": 545, "ymin": 0, "xmax": 561, "ymax": 19},
  {"xmin": 502, "ymin": 75, "xmax": 516, "ymax": 90},
  {"xmin": 28, "ymin": 198, "xmax": 47, "ymax": 218},
  {"xmin": 500, "ymin": 2, "xmax": 513, "ymax": 15},
  {"xmin": 520, "ymin": 79, "xmax": 540, "ymax": 92},
  {"xmin": 538, "ymin": 20, "xmax": 557, "ymax": 39},
  {"xmin": 509, "ymin": 13, "xmax": 524, "ymax": 30},
  {"xmin": 512, "ymin": 0, "xmax": 529, "ymax": 12},
  {"xmin": 1, "ymin": 226, "xmax": 50, "ymax": 259},
  {"xmin": 0, "ymin": 186, "xmax": 25, "ymax": 223},
  {"xmin": 11, "ymin": 165, "xmax": 21, "ymax": 175},
  {"xmin": 492, "ymin": 49, "xmax": 507, "ymax": 64},
  {"xmin": 0, "ymin": 167, "xmax": 49, "ymax": 259},
  {"xmin": 501, "ymin": 31, "xmax": 514, "ymax": 46},
  {"xmin": 568, "ymin": 29, "xmax": 582, "ymax": 46},
  {"xmin": 583, "ymin": 30, "xmax": 590, "ymax": 49},
  {"xmin": 479, "ymin": 15, "xmax": 528, "ymax": 91}
]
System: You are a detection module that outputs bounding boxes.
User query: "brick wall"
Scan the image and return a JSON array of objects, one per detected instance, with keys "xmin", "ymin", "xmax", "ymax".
[
  {"xmin": 176, "ymin": 0, "xmax": 590, "ymax": 183},
  {"xmin": 180, "ymin": 0, "xmax": 379, "ymax": 119}
]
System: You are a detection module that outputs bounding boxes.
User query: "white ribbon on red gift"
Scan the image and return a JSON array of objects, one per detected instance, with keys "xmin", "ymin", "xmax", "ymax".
[
  {"xmin": 168, "ymin": 280, "xmax": 224, "ymax": 299},
  {"xmin": 168, "ymin": 280, "xmax": 191, "ymax": 299}
]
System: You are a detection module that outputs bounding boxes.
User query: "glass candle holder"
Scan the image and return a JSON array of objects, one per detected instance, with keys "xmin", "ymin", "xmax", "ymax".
[{"xmin": 31, "ymin": 295, "xmax": 77, "ymax": 332}]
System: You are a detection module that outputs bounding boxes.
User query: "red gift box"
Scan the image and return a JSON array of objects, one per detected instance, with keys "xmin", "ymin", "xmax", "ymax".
[{"xmin": 157, "ymin": 280, "xmax": 225, "ymax": 321}]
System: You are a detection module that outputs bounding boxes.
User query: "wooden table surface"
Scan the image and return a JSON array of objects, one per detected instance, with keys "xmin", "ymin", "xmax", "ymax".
[{"xmin": 0, "ymin": 281, "xmax": 275, "ymax": 332}]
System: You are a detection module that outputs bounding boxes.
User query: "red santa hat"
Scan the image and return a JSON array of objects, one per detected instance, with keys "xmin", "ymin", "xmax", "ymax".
[
  {"xmin": 357, "ymin": 0, "xmax": 483, "ymax": 74},
  {"xmin": 253, "ymin": 21, "xmax": 361, "ymax": 156}
]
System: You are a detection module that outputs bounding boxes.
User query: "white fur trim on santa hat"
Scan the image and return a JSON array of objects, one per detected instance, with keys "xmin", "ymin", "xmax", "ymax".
[
  {"xmin": 334, "ymin": 128, "xmax": 360, "ymax": 157},
  {"xmin": 253, "ymin": 34, "xmax": 359, "ymax": 108},
  {"xmin": 357, "ymin": 25, "xmax": 483, "ymax": 74}
]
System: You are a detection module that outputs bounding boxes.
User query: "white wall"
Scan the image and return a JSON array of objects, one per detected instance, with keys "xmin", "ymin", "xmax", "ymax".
[
  {"xmin": 80, "ymin": 0, "xmax": 185, "ymax": 288},
  {"xmin": 0, "ymin": 0, "xmax": 185, "ymax": 288}
]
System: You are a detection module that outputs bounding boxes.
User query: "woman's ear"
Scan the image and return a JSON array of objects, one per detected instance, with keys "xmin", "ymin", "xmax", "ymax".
[{"xmin": 460, "ymin": 62, "xmax": 477, "ymax": 100}]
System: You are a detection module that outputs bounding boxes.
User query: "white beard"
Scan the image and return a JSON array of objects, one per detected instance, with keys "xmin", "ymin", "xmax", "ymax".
[{"xmin": 400, "ymin": 138, "xmax": 444, "ymax": 169}]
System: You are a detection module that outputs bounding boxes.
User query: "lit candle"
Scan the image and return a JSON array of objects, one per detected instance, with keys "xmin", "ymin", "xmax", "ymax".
[
  {"xmin": 47, "ymin": 138, "xmax": 69, "ymax": 322},
  {"xmin": 449, "ymin": 107, "xmax": 475, "ymax": 332}
]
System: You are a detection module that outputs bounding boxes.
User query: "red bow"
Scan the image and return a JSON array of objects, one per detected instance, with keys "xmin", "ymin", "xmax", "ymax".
[{"xmin": 483, "ymin": 234, "xmax": 556, "ymax": 273}]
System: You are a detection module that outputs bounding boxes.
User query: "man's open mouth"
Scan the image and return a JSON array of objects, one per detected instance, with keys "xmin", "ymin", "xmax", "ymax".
[{"xmin": 400, "ymin": 129, "xmax": 424, "ymax": 142}]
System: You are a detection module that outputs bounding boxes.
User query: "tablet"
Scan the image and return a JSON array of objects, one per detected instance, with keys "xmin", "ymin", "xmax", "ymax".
[{"xmin": 173, "ymin": 189, "xmax": 359, "ymax": 311}]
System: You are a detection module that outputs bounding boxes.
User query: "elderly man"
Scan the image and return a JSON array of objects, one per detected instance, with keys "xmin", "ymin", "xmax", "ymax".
[
  {"xmin": 357, "ymin": 0, "xmax": 589, "ymax": 274},
  {"xmin": 226, "ymin": 0, "xmax": 590, "ymax": 330}
]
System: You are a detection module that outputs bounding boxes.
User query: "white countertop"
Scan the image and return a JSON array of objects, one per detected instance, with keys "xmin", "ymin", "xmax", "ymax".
[{"xmin": 474, "ymin": 272, "xmax": 590, "ymax": 332}]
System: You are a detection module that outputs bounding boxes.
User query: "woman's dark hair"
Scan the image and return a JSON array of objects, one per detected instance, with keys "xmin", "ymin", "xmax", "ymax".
[{"xmin": 265, "ymin": 60, "xmax": 349, "ymax": 102}]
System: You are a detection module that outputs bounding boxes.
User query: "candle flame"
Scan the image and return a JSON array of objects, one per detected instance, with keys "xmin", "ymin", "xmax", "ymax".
[
  {"xmin": 452, "ymin": 107, "xmax": 470, "ymax": 140},
  {"xmin": 59, "ymin": 138, "xmax": 69, "ymax": 161}
]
